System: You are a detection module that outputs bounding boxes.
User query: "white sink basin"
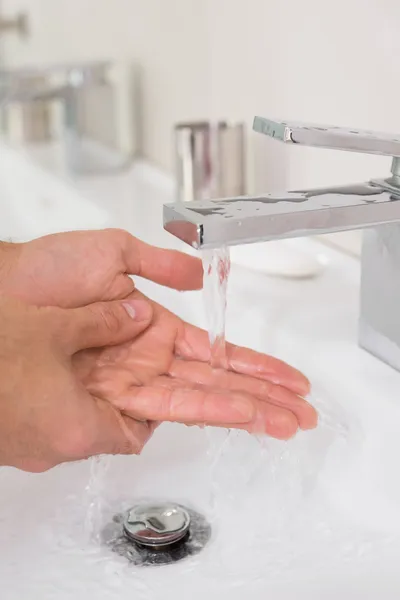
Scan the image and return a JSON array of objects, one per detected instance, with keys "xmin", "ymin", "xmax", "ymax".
[{"xmin": 1, "ymin": 144, "xmax": 400, "ymax": 599}]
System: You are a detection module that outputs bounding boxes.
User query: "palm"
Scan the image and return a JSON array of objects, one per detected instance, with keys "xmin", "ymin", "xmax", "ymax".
[
  {"xmin": 7, "ymin": 229, "xmax": 202, "ymax": 308},
  {"xmin": 74, "ymin": 294, "xmax": 317, "ymax": 438}
]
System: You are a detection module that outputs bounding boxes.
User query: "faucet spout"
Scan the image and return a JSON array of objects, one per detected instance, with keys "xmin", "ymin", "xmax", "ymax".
[{"xmin": 163, "ymin": 181, "xmax": 400, "ymax": 250}]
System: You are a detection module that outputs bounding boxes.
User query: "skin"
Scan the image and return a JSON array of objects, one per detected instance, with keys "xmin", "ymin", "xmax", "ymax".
[
  {"xmin": 75, "ymin": 291, "xmax": 316, "ymax": 439},
  {"xmin": 0, "ymin": 229, "xmax": 203, "ymax": 307},
  {"xmin": 0, "ymin": 229, "xmax": 316, "ymax": 471},
  {"xmin": 0, "ymin": 295, "xmax": 157, "ymax": 472}
]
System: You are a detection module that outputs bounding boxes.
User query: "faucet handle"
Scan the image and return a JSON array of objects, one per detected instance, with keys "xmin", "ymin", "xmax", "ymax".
[{"xmin": 253, "ymin": 116, "xmax": 400, "ymax": 158}]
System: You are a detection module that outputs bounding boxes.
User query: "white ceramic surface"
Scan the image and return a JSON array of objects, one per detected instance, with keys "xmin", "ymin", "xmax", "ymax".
[{"xmin": 1, "ymin": 143, "xmax": 400, "ymax": 599}]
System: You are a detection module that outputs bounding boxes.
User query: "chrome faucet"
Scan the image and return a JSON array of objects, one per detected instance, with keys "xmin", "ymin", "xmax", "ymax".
[{"xmin": 163, "ymin": 117, "xmax": 400, "ymax": 372}]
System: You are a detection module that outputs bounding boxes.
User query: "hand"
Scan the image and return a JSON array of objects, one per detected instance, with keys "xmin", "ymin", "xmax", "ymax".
[
  {"xmin": 0, "ymin": 229, "xmax": 202, "ymax": 308},
  {"xmin": 75, "ymin": 292, "xmax": 317, "ymax": 439},
  {"xmin": 0, "ymin": 295, "xmax": 158, "ymax": 472}
]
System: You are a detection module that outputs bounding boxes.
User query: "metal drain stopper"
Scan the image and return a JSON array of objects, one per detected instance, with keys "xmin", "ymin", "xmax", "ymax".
[{"xmin": 123, "ymin": 503, "xmax": 191, "ymax": 548}]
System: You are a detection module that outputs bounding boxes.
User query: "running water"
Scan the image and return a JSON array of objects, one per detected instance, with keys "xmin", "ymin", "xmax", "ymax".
[
  {"xmin": 201, "ymin": 247, "xmax": 233, "ymax": 513},
  {"xmin": 201, "ymin": 247, "xmax": 231, "ymax": 368},
  {"xmin": 84, "ymin": 455, "xmax": 112, "ymax": 542}
]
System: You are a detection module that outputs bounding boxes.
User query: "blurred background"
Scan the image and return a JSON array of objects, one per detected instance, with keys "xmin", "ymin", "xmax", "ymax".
[{"xmin": 1, "ymin": 0, "xmax": 400, "ymax": 253}]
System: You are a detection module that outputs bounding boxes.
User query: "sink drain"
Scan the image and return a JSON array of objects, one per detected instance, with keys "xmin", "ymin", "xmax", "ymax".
[
  {"xmin": 101, "ymin": 501, "xmax": 211, "ymax": 567},
  {"xmin": 123, "ymin": 503, "xmax": 191, "ymax": 548}
]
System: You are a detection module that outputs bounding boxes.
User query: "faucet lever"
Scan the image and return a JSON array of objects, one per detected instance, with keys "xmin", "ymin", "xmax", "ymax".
[{"xmin": 253, "ymin": 116, "xmax": 400, "ymax": 158}]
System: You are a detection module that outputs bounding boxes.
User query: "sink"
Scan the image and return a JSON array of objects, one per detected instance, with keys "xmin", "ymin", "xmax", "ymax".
[
  {"xmin": 2, "ymin": 249, "xmax": 400, "ymax": 600},
  {"xmin": 2, "ymin": 145, "xmax": 400, "ymax": 599}
]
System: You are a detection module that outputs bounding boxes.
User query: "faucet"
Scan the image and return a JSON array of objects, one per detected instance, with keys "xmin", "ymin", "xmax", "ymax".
[{"xmin": 163, "ymin": 116, "xmax": 400, "ymax": 373}]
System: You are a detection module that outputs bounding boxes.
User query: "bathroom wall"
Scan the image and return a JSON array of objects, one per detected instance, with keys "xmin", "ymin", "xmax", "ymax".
[{"xmin": 3, "ymin": 0, "xmax": 400, "ymax": 254}]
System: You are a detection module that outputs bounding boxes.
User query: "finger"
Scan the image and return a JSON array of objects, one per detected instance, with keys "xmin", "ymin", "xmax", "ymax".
[
  {"xmin": 112, "ymin": 383, "xmax": 298, "ymax": 439},
  {"xmin": 65, "ymin": 297, "xmax": 153, "ymax": 353},
  {"xmin": 168, "ymin": 359, "xmax": 317, "ymax": 430},
  {"xmin": 114, "ymin": 384, "xmax": 253, "ymax": 425},
  {"xmin": 151, "ymin": 377, "xmax": 299, "ymax": 439},
  {"xmin": 121, "ymin": 233, "xmax": 203, "ymax": 291},
  {"xmin": 175, "ymin": 322, "xmax": 310, "ymax": 397},
  {"xmin": 194, "ymin": 404, "xmax": 298, "ymax": 439}
]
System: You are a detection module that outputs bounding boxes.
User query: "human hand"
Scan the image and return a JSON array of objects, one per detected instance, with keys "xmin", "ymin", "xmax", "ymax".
[
  {"xmin": 75, "ymin": 292, "xmax": 317, "ymax": 439},
  {"xmin": 0, "ymin": 228, "xmax": 202, "ymax": 308},
  {"xmin": 0, "ymin": 295, "xmax": 158, "ymax": 472},
  {"xmin": 1, "ymin": 229, "xmax": 316, "ymax": 440}
]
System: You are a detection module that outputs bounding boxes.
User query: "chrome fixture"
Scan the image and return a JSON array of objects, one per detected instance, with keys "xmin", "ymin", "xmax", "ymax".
[
  {"xmin": 174, "ymin": 120, "xmax": 246, "ymax": 202},
  {"xmin": 164, "ymin": 117, "xmax": 400, "ymax": 372},
  {"xmin": 102, "ymin": 501, "xmax": 211, "ymax": 566},
  {"xmin": 123, "ymin": 502, "xmax": 191, "ymax": 548}
]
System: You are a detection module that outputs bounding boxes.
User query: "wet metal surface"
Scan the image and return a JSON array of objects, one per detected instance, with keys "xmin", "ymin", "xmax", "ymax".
[
  {"xmin": 185, "ymin": 184, "xmax": 389, "ymax": 218},
  {"xmin": 101, "ymin": 503, "xmax": 211, "ymax": 567},
  {"xmin": 122, "ymin": 502, "xmax": 191, "ymax": 548},
  {"xmin": 163, "ymin": 182, "xmax": 400, "ymax": 250},
  {"xmin": 253, "ymin": 117, "xmax": 400, "ymax": 157}
]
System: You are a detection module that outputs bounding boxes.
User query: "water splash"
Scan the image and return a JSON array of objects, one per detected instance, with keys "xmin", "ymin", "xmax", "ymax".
[{"xmin": 84, "ymin": 455, "xmax": 112, "ymax": 542}]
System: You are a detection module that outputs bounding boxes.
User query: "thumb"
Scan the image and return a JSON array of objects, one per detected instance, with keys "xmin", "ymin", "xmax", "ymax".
[{"xmin": 66, "ymin": 297, "xmax": 153, "ymax": 352}]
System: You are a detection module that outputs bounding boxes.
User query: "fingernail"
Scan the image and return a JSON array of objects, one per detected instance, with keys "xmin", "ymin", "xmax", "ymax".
[{"xmin": 122, "ymin": 299, "xmax": 152, "ymax": 321}]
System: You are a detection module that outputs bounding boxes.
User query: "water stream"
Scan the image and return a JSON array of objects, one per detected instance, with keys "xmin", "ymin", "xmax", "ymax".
[
  {"xmin": 201, "ymin": 246, "xmax": 231, "ymax": 368},
  {"xmin": 201, "ymin": 247, "xmax": 235, "ymax": 513}
]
